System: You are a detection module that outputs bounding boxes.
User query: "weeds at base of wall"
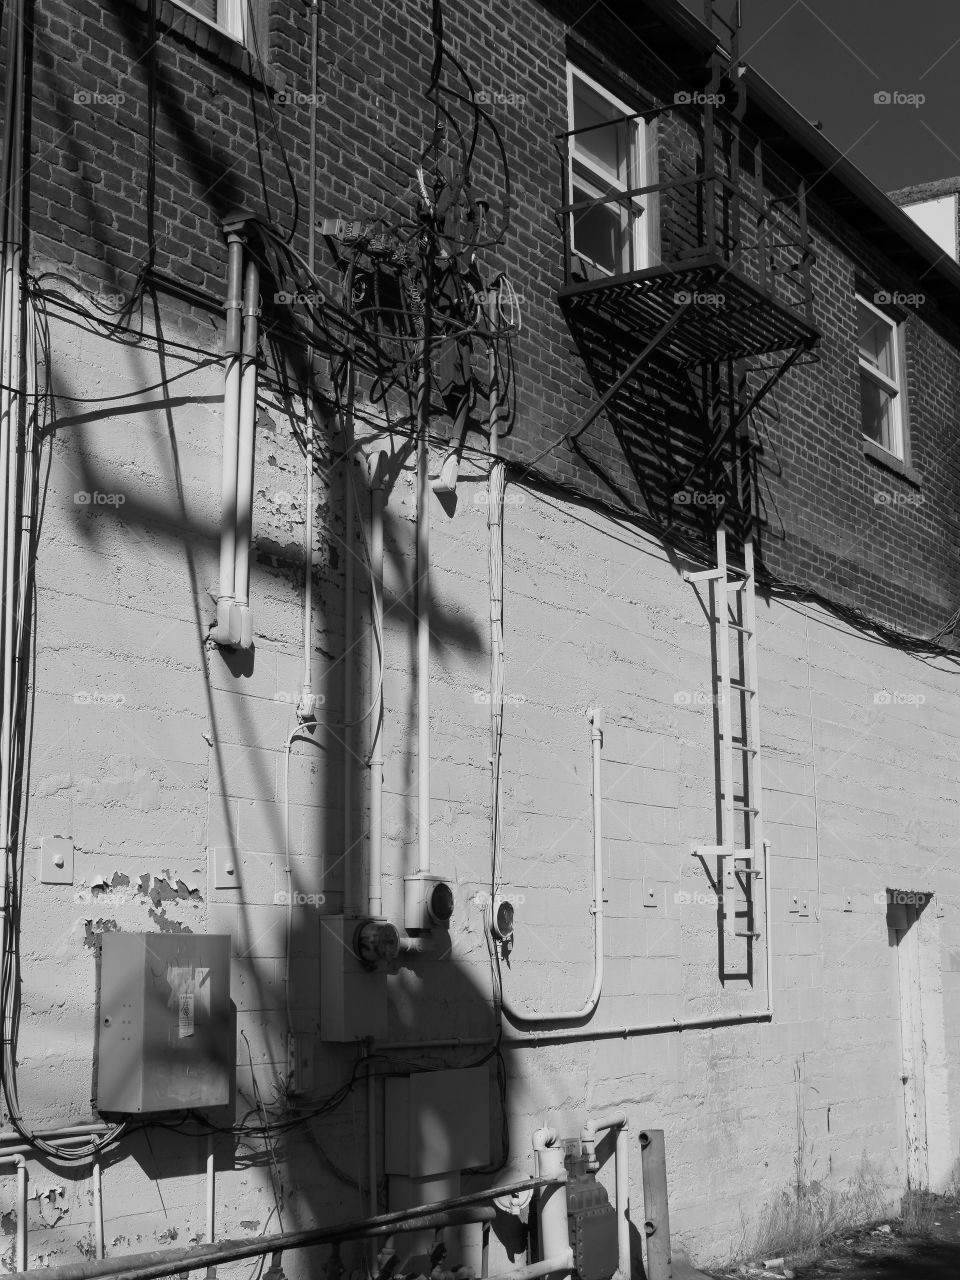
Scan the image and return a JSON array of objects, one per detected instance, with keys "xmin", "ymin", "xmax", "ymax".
[{"xmin": 739, "ymin": 1158, "xmax": 889, "ymax": 1265}]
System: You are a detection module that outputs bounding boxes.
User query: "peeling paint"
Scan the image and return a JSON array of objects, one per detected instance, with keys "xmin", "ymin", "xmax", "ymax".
[
  {"xmin": 83, "ymin": 919, "xmax": 119, "ymax": 948},
  {"xmin": 147, "ymin": 907, "xmax": 193, "ymax": 933}
]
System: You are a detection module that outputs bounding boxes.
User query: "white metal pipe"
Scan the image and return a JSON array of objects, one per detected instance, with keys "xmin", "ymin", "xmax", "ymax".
[
  {"xmin": 342, "ymin": 455, "xmax": 358, "ymax": 913},
  {"xmin": 416, "ymin": 358, "xmax": 431, "ymax": 875},
  {"xmin": 367, "ymin": 453, "xmax": 386, "ymax": 918},
  {"xmin": 0, "ymin": 0, "xmax": 24, "ymax": 978},
  {"xmin": 233, "ymin": 258, "xmax": 260, "ymax": 617},
  {"xmin": 93, "ymin": 1156, "xmax": 104, "ymax": 1260},
  {"xmin": 501, "ymin": 709, "xmax": 605, "ymax": 1025},
  {"xmin": 378, "ymin": 836, "xmax": 775, "ymax": 1048},
  {"xmin": 532, "ymin": 1130, "xmax": 570, "ymax": 1280},
  {"xmin": 211, "ymin": 233, "xmax": 244, "ymax": 641},
  {"xmin": 300, "ymin": 0, "xmax": 320, "ymax": 704},
  {"xmin": 0, "ymin": 1123, "xmax": 110, "ymax": 1145},
  {"xmin": 0, "ymin": 1156, "xmax": 27, "ymax": 1272},
  {"xmin": 206, "ymin": 1134, "xmax": 215, "ymax": 1243},
  {"xmin": 587, "ymin": 1113, "xmax": 629, "ymax": 1280}
]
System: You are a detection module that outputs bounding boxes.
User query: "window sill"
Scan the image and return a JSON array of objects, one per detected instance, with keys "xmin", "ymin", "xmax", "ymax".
[
  {"xmin": 126, "ymin": 0, "xmax": 284, "ymax": 95},
  {"xmin": 862, "ymin": 437, "xmax": 921, "ymax": 487}
]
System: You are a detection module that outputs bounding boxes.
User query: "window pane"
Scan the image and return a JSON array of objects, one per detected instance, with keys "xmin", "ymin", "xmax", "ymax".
[
  {"xmin": 572, "ymin": 78, "xmax": 634, "ymax": 185},
  {"xmin": 187, "ymin": 0, "xmax": 217, "ymax": 19},
  {"xmin": 858, "ymin": 301, "xmax": 896, "ymax": 380},
  {"xmin": 860, "ymin": 371, "xmax": 899, "ymax": 455},
  {"xmin": 572, "ymin": 178, "xmax": 623, "ymax": 274}
]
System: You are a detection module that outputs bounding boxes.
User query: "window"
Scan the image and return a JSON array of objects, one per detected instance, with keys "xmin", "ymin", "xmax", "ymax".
[
  {"xmin": 172, "ymin": 0, "xmax": 247, "ymax": 42},
  {"xmin": 567, "ymin": 66, "xmax": 653, "ymax": 277},
  {"xmin": 857, "ymin": 293, "xmax": 906, "ymax": 459}
]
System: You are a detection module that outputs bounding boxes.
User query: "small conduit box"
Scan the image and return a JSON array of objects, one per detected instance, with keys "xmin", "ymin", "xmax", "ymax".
[{"xmin": 96, "ymin": 933, "xmax": 232, "ymax": 1114}]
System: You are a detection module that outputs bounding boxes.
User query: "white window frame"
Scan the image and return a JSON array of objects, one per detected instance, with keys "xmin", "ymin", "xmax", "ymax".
[
  {"xmin": 566, "ymin": 64, "xmax": 652, "ymax": 276},
  {"xmin": 857, "ymin": 292, "xmax": 906, "ymax": 461},
  {"xmin": 170, "ymin": 0, "xmax": 248, "ymax": 44}
]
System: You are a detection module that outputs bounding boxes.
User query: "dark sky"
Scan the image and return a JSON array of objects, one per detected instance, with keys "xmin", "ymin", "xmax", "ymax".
[{"xmin": 678, "ymin": 0, "xmax": 960, "ymax": 193}]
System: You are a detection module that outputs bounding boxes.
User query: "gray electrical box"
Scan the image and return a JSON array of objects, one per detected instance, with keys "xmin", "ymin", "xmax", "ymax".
[{"xmin": 96, "ymin": 933, "xmax": 232, "ymax": 1114}]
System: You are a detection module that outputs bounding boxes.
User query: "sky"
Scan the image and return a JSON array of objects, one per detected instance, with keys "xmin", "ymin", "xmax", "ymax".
[{"xmin": 678, "ymin": 0, "xmax": 960, "ymax": 193}]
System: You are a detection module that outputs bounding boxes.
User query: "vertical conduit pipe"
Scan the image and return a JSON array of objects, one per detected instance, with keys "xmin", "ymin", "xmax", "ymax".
[
  {"xmin": 206, "ymin": 1134, "xmax": 216, "ymax": 1243},
  {"xmin": 0, "ymin": 0, "xmax": 25, "ymax": 972},
  {"xmin": 368, "ymin": 453, "xmax": 386, "ymax": 918},
  {"xmin": 0, "ymin": 1156, "xmax": 27, "ymax": 1272},
  {"xmin": 232, "ymin": 258, "xmax": 261, "ymax": 646},
  {"xmin": 590, "ymin": 1112, "xmax": 629, "ymax": 1280},
  {"xmin": 486, "ymin": 287, "xmax": 505, "ymax": 899},
  {"xmin": 342, "ymin": 447, "xmax": 357, "ymax": 912},
  {"xmin": 415, "ymin": 355, "xmax": 431, "ymax": 875},
  {"xmin": 210, "ymin": 233, "xmax": 244, "ymax": 643},
  {"xmin": 92, "ymin": 1156, "xmax": 104, "ymax": 1260},
  {"xmin": 299, "ymin": 0, "xmax": 320, "ymax": 711},
  {"xmin": 500, "ymin": 710, "xmax": 605, "ymax": 1024}
]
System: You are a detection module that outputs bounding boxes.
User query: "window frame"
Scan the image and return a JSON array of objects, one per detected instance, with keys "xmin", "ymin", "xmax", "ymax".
[
  {"xmin": 566, "ymin": 63, "xmax": 653, "ymax": 277},
  {"xmin": 857, "ymin": 291, "xmax": 908, "ymax": 463},
  {"xmin": 169, "ymin": 0, "xmax": 248, "ymax": 45}
]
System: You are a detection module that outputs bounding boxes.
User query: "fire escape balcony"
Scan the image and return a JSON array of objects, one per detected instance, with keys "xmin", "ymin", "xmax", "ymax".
[{"xmin": 558, "ymin": 104, "xmax": 820, "ymax": 369}]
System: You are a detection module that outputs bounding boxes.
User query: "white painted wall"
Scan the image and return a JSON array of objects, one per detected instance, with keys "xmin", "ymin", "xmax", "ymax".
[{"xmin": 6, "ymin": 298, "xmax": 960, "ymax": 1271}]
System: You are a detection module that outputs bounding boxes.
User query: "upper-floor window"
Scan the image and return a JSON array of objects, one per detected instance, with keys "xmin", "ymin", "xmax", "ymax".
[
  {"xmin": 566, "ymin": 66, "xmax": 653, "ymax": 277},
  {"xmin": 857, "ymin": 293, "xmax": 906, "ymax": 460},
  {"xmin": 173, "ymin": 0, "xmax": 247, "ymax": 42}
]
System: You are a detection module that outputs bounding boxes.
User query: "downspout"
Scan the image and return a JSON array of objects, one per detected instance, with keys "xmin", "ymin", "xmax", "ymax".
[
  {"xmin": 209, "ymin": 231, "xmax": 244, "ymax": 645},
  {"xmin": 416, "ymin": 351, "xmax": 431, "ymax": 875},
  {"xmin": 500, "ymin": 710, "xmax": 605, "ymax": 1025},
  {"xmin": 368, "ymin": 452, "xmax": 386, "ymax": 917},
  {"xmin": 231, "ymin": 256, "xmax": 261, "ymax": 649}
]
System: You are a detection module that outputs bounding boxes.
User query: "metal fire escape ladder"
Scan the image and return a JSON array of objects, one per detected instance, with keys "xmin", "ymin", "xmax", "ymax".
[{"xmin": 685, "ymin": 522, "xmax": 762, "ymax": 950}]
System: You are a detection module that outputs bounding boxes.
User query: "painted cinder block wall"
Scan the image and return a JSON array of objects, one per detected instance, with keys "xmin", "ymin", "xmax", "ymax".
[{"xmin": 6, "ymin": 0, "xmax": 960, "ymax": 1271}]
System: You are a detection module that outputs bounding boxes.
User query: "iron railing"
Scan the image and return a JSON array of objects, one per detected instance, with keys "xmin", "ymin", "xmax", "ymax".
[
  {"xmin": 558, "ymin": 102, "xmax": 815, "ymax": 323},
  {"xmin": 19, "ymin": 1178, "xmax": 562, "ymax": 1280}
]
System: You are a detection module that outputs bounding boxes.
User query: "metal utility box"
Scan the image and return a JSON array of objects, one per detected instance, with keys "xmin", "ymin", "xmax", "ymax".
[
  {"xmin": 384, "ymin": 1065, "xmax": 490, "ymax": 1178},
  {"xmin": 96, "ymin": 933, "xmax": 232, "ymax": 1114}
]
